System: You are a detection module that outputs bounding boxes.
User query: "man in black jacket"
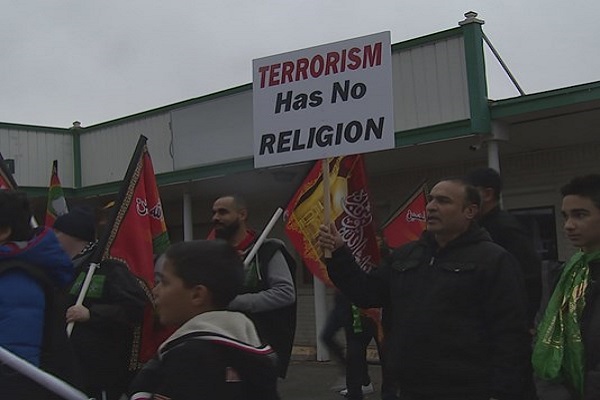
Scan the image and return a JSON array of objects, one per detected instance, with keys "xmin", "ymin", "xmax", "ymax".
[
  {"xmin": 54, "ymin": 208, "xmax": 147, "ymax": 400},
  {"xmin": 465, "ymin": 167, "xmax": 542, "ymax": 328},
  {"xmin": 319, "ymin": 177, "xmax": 531, "ymax": 400}
]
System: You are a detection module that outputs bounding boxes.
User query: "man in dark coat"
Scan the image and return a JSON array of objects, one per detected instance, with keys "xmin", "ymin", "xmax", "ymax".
[
  {"xmin": 319, "ymin": 177, "xmax": 531, "ymax": 400},
  {"xmin": 465, "ymin": 167, "xmax": 542, "ymax": 328},
  {"xmin": 54, "ymin": 208, "xmax": 147, "ymax": 400}
]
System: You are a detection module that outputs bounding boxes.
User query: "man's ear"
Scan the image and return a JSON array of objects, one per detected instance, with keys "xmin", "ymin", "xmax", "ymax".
[
  {"xmin": 190, "ymin": 284, "xmax": 212, "ymax": 308},
  {"xmin": 238, "ymin": 208, "xmax": 248, "ymax": 222},
  {"xmin": 0, "ymin": 226, "xmax": 12, "ymax": 243},
  {"xmin": 465, "ymin": 204, "xmax": 479, "ymax": 220},
  {"xmin": 481, "ymin": 187, "xmax": 495, "ymax": 203}
]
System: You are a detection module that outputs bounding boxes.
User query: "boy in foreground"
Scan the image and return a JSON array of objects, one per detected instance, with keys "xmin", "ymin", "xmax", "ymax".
[{"xmin": 129, "ymin": 240, "xmax": 279, "ymax": 400}]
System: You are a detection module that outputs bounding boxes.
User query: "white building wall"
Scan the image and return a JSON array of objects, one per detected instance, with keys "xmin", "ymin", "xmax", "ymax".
[
  {"xmin": 171, "ymin": 90, "xmax": 253, "ymax": 170},
  {"xmin": 392, "ymin": 36, "xmax": 470, "ymax": 131},
  {"xmin": 80, "ymin": 113, "xmax": 173, "ymax": 186},
  {"xmin": 0, "ymin": 126, "xmax": 73, "ymax": 187}
]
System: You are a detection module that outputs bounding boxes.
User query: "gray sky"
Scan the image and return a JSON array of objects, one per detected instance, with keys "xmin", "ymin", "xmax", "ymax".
[{"xmin": 1, "ymin": 1, "xmax": 599, "ymax": 128}]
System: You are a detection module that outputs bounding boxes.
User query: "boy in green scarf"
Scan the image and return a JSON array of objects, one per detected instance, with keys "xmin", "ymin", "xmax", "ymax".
[{"xmin": 533, "ymin": 174, "xmax": 600, "ymax": 400}]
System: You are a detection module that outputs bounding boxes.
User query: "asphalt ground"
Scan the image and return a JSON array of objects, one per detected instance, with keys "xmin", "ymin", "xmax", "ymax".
[{"xmin": 278, "ymin": 360, "xmax": 383, "ymax": 400}]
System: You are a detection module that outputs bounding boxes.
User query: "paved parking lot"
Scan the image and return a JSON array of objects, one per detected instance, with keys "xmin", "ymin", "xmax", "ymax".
[{"xmin": 278, "ymin": 360, "xmax": 382, "ymax": 400}]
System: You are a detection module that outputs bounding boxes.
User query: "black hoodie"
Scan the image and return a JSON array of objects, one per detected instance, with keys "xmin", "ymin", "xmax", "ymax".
[{"xmin": 128, "ymin": 311, "xmax": 279, "ymax": 400}]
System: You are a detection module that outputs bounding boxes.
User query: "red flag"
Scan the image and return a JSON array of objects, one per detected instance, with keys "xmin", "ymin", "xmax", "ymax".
[
  {"xmin": 0, "ymin": 152, "xmax": 17, "ymax": 190},
  {"xmin": 45, "ymin": 160, "xmax": 69, "ymax": 226},
  {"xmin": 284, "ymin": 155, "xmax": 380, "ymax": 286},
  {"xmin": 93, "ymin": 135, "xmax": 171, "ymax": 367},
  {"xmin": 381, "ymin": 182, "xmax": 428, "ymax": 249}
]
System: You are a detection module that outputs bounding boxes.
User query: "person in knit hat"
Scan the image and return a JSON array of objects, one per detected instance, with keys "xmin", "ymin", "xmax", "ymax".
[
  {"xmin": 53, "ymin": 206, "xmax": 96, "ymax": 264},
  {"xmin": 53, "ymin": 205, "xmax": 146, "ymax": 400}
]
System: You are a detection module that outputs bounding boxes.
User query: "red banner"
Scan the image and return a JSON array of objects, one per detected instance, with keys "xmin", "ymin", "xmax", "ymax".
[
  {"xmin": 45, "ymin": 160, "xmax": 69, "ymax": 226},
  {"xmin": 96, "ymin": 136, "xmax": 171, "ymax": 366},
  {"xmin": 284, "ymin": 155, "xmax": 380, "ymax": 286},
  {"xmin": 381, "ymin": 183, "xmax": 427, "ymax": 249}
]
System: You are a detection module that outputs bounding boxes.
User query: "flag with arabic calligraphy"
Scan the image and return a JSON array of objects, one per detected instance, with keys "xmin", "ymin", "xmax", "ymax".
[
  {"xmin": 381, "ymin": 182, "xmax": 427, "ymax": 249},
  {"xmin": 91, "ymin": 135, "xmax": 171, "ymax": 367},
  {"xmin": 45, "ymin": 160, "xmax": 69, "ymax": 226},
  {"xmin": 284, "ymin": 155, "xmax": 380, "ymax": 286},
  {"xmin": 0, "ymin": 152, "xmax": 17, "ymax": 190}
]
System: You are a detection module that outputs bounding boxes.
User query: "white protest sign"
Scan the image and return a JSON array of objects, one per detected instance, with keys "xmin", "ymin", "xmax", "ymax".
[{"xmin": 253, "ymin": 31, "xmax": 394, "ymax": 168}]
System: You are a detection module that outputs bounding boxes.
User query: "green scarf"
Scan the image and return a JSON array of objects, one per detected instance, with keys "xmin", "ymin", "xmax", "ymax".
[{"xmin": 532, "ymin": 249, "xmax": 600, "ymax": 397}]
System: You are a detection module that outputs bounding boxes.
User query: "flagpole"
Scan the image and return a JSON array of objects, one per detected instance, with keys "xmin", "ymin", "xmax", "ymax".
[
  {"xmin": 0, "ymin": 346, "xmax": 90, "ymax": 400},
  {"xmin": 315, "ymin": 158, "xmax": 331, "ymax": 360},
  {"xmin": 66, "ymin": 262, "xmax": 99, "ymax": 336},
  {"xmin": 243, "ymin": 207, "xmax": 283, "ymax": 267}
]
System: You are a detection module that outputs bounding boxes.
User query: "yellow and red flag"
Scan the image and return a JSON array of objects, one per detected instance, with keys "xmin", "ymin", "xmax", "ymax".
[
  {"xmin": 45, "ymin": 160, "xmax": 69, "ymax": 226},
  {"xmin": 284, "ymin": 155, "xmax": 380, "ymax": 286},
  {"xmin": 92, "ymin": 135, "xmax": 171, "ymax": 367},
  {"xmin": 381, "ymin": 182, "xmax": 427, "ymax": 249}
]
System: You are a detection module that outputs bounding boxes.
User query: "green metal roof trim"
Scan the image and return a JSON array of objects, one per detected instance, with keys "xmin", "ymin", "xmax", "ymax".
[
  {"xmin": 461, "ymin": 22, "xmax": 490, "ymax": 134},
  {"xmin": 80, "ymin": 83, "xmax": 253, "ymax": 132},
  {"xmin": 395, "ymin": 119, "xmax": 472, "ymax": 147},
  {"xmin": 19, "ymin": 158, "xmax": 256, "ymax": 199},
  {"xmin": 19, "ymin": 118, "xmax": 474, "ymax": 200},
  {"xmin": 391, "ymin": 27, "xmax": 463, "ymax": 51},
  {"xmin": 490, "ymin": 81, "xmax": 600, "ymax": 119},
  {"xmin": 0, "ymin": 121, "xmax": 70, "ymax": 133}
]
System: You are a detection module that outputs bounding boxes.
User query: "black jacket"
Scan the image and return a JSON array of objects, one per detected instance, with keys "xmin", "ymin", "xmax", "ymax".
[
  {"xmin": 479, "ymin": 206, "xmax": 542, "ymax": 325},
  {"xmin": 581, "ymin": 261, "xmax": 600, "ymax": 400},
  {"xmin": 326, "ymin": 224, "xmax": 531, "ymax": 400},
  {"xmin": 129, "ymin": 311, "xmax": 280, "ymax": 400},
  {"xmin": 68, "ymin": 253, "xmax": 147, "ymax": 394}
]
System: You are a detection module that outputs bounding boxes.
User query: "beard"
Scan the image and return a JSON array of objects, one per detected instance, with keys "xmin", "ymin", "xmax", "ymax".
[{"xmin": 214, "ymin": 218, "xmax": 241, "ymax": 241}]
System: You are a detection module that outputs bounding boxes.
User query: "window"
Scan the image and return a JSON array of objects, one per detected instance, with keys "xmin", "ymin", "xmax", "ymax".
[{"xmin": 509, "ymin": 206, "xmax": 558, "ymax": 261}]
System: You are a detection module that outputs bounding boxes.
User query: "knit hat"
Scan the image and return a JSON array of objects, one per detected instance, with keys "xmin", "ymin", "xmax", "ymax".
[
  {"xmin": 53, "ymin": 206, "xmax": 96, "ymax": 242},
  {"xmin": 465, "ymin": 167, "xmax": 503, "ymax": 197}
]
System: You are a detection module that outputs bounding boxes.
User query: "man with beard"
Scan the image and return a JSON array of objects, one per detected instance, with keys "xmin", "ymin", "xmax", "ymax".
[{"xmin": 211, "ymin": 194, "xmax": 296, "ymax": 378}]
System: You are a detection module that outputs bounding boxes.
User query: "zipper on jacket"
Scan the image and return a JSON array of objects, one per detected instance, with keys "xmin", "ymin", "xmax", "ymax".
[{"xmin": 429, "ymin": 256, "xmax": 435, "ymax": 266}]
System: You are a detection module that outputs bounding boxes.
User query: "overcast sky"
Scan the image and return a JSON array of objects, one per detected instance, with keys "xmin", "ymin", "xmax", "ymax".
[{"xmin": 1, "ymin": 1, "xmax": 599, "ymax": 128}]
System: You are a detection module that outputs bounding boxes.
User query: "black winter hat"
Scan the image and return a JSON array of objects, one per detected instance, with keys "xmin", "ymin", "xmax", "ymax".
[
  {"xmin": 465, "ymin": 167, "xmax": 503, "ymax": 197},
  {"xmin": 53, "ymin": 206, "xmax": 96, "ymax": 242}
]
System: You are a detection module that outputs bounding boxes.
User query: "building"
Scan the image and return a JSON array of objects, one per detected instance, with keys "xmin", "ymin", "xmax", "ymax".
[{"xmin": 1, "ymin": 12, "xmax": 599, "ymax": 352}]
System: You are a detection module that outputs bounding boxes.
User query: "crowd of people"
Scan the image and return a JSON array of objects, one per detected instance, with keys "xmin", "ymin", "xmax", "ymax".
[{"xmin": 0, "ymin": 170, "xmax": 599, "ymax": 400}]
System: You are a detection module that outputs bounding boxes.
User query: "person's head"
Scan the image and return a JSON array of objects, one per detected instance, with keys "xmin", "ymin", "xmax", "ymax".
[
  {"xmin": 426, "ymin": 178, "xmax": 480, "ymax": 247},
  {"xmin": 53, "ymin": 206, "xmax": 96, "ymax": 258},
  {"xmin": 153, "ymin": 240, "xmax": 244, "ymax": 327},
  {"xmin": 211, "ymin": 194, "xmax": 248, "ymax": 243},
  {"xmin": 0, "ymin": 190, "xmax": 33, "ymax": 244},
  {"xmin": 560, "ymin": 174, "xmax": 600, "ymax": 253},
  {"xmin": 465, "ymin": 167, "xmax": 502, "ymax": 215}
]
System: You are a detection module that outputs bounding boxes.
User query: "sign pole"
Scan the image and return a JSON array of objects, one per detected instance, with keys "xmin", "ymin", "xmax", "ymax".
[{"xmin": 322, "ymin": 158, "xmax": 332, "ymax": 259}]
